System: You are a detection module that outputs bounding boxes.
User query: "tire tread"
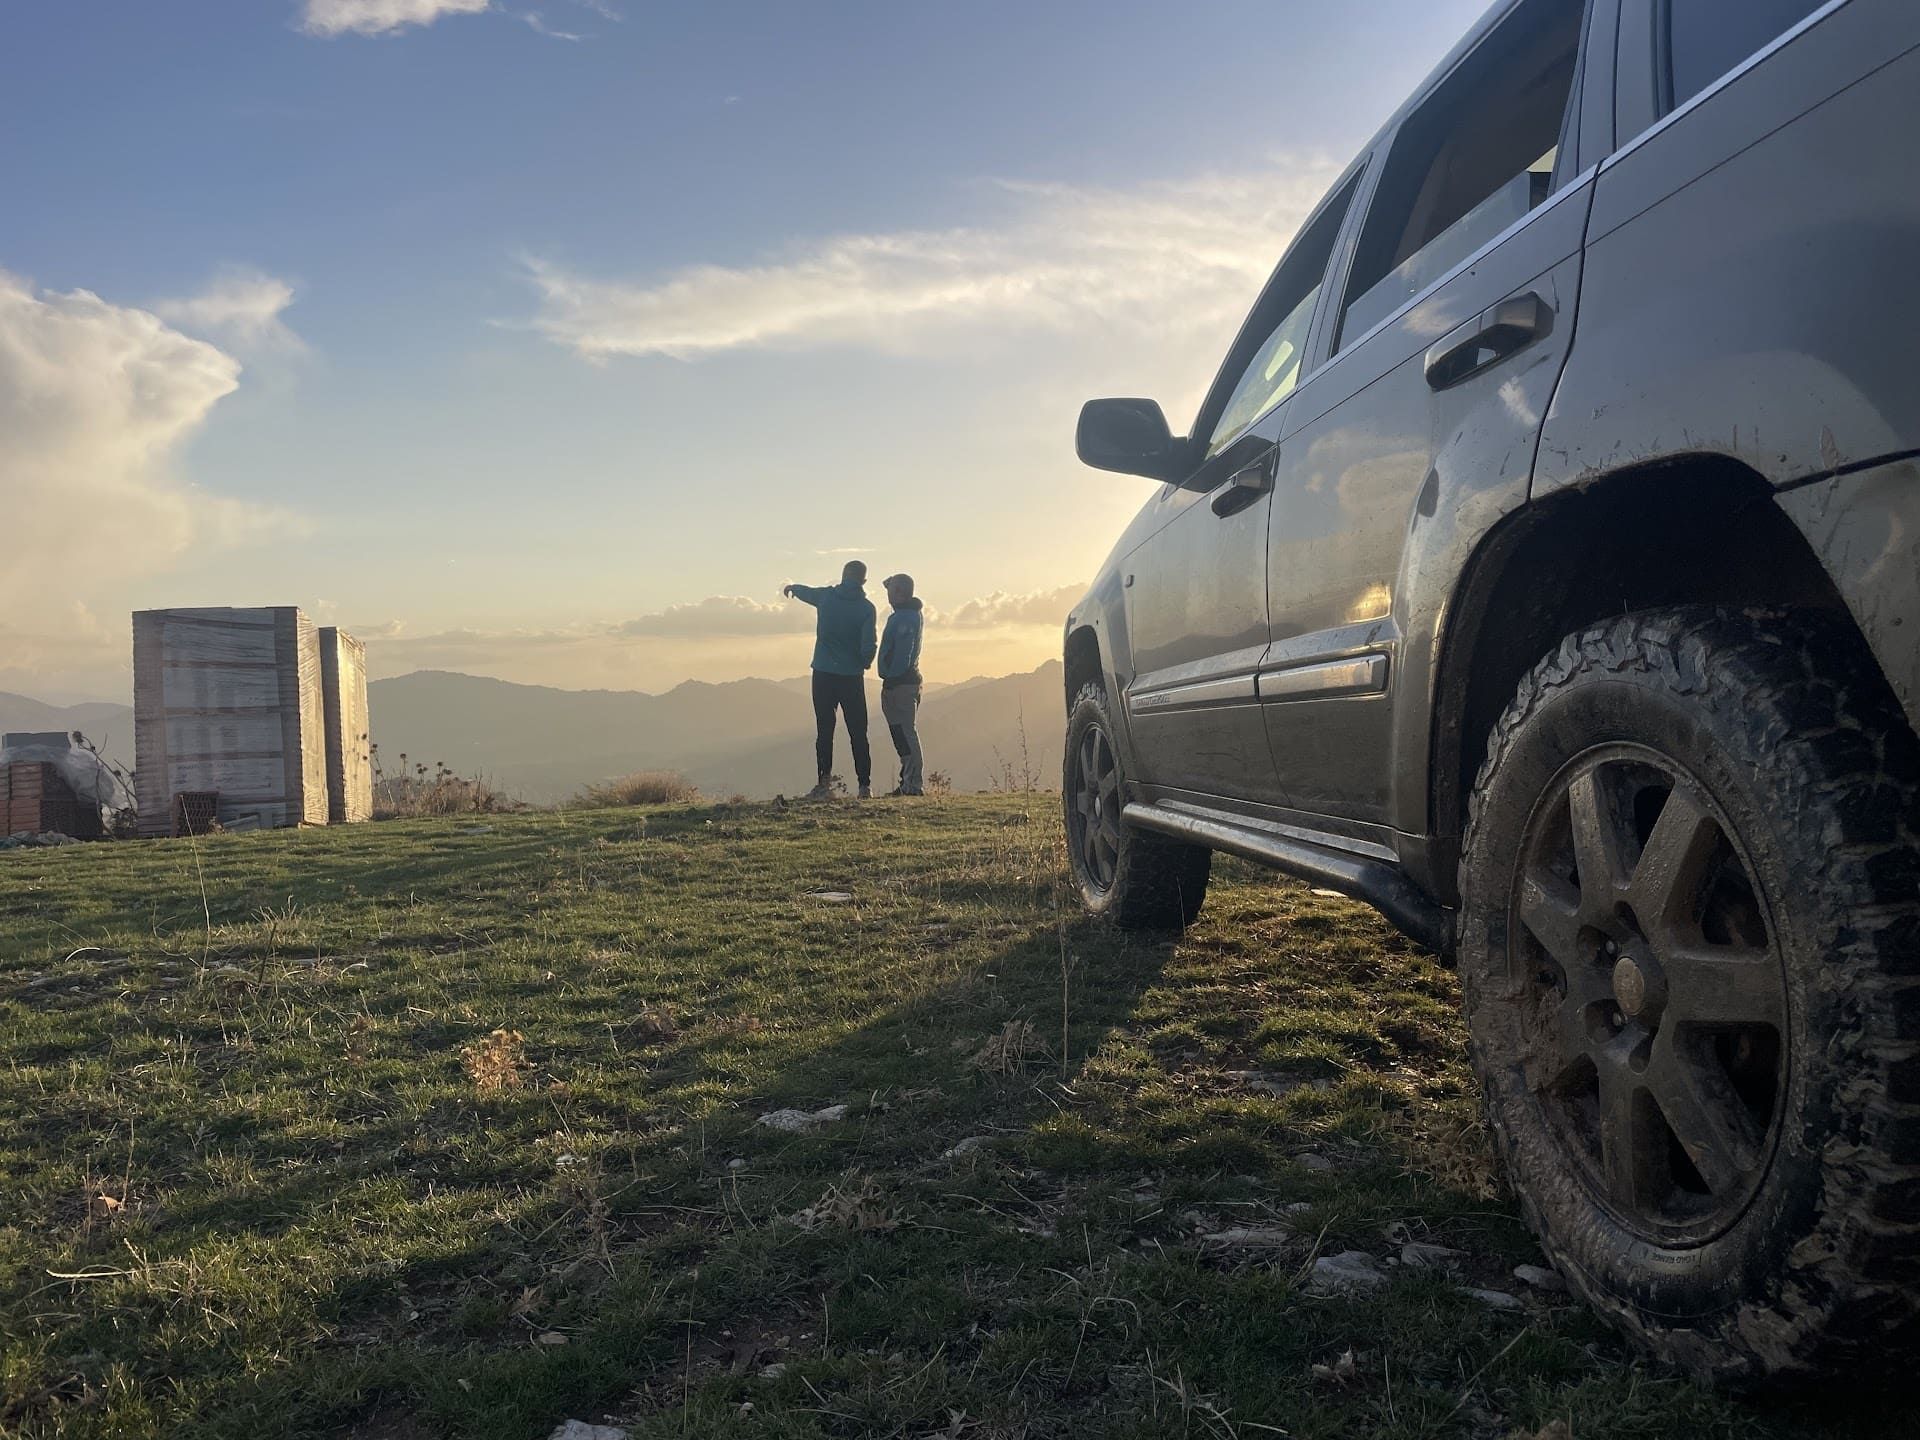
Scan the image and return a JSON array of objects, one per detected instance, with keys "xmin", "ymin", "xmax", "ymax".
[{"xmin": 1460, "ymin": 606, "xmax": 1920, "ymax": 1383}]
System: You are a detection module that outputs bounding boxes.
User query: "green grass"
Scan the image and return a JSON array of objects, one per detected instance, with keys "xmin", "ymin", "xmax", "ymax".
[{"xmin": 0, "ymin": 795, "xmax": 1901, "ymax": 1438}]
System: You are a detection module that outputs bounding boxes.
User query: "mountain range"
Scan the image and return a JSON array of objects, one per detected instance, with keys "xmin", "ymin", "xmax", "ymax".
[{"xmin": 0, "ymin": 662, "xmax": 1066, "ymax": 803}]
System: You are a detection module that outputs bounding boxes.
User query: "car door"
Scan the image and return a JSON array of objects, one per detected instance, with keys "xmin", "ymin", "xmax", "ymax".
[
  {"xmin": 1259, "ymin": 0, "xmax": 1600, "ymax": 835},
  {"xmin": 1122, "ymin": 172, "xmax": 1363, "ymax": 805},
  {"xmin": 1535, "ymin": 0, "xmax": 1919, "ymax": 498}
]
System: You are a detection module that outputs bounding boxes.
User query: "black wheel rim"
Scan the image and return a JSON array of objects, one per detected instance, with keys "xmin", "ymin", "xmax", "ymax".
[
  {"xmin": 1068, "ymin": 721, "xmax": 1123, "ymax": 893},
  {"xmin": 1505, "ymin": 744, "xmax": 1789, "ymax": 1245}
]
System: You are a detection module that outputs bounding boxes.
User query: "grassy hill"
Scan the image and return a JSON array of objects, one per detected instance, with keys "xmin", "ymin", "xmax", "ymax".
[{"xmin": 0, "ymin": 799, "xmax": 1899, "ymax": 1439}]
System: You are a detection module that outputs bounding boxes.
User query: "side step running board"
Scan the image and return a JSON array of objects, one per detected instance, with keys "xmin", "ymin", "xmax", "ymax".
[{"xmin": 1123, "ymin": 802, "xmax": 1455, "ymax": 958}]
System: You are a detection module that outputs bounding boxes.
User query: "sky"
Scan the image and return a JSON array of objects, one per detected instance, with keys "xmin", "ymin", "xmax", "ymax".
[{"xmin": 0, "ymin": 0, "xmax": 1486, "ymax": 703}]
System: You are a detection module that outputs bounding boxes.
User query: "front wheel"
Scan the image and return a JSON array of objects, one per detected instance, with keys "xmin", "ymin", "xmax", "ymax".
[
  {"xmin": 1064, "ymin": 680, "xmax": 1210, "ymax": 929},
  {"xmin": 1458, "ymin": 607, "xmax": 1920, "ymax": 1384}
]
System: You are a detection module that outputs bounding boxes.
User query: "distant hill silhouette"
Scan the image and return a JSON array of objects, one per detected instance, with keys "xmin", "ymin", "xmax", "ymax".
[
  {"xmin": 1, "ymin": 664, "xmax": 1067, "ymax": 804},
  {"xmin": 364, "ymin": 663, "xmax": 1065, "ymax": 800},
  {"xmin": 0, "ymin": 692, "xmax": 134, "ymax": 769}
]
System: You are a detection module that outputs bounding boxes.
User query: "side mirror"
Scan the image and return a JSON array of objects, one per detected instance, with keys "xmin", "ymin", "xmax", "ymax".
[{"xmin": 1076, "ymin": 398, "xmax": 1185, "ymax": 482}]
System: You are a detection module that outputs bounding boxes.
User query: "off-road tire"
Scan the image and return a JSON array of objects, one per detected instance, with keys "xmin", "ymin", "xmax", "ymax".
[
  {"xmin": 1064, "ymin": 680, "xmax": 1211, "ymax": 930},
  {"xmin": 1458, "ymin": 606, "xmax": 1920, "ymax": 1384}
]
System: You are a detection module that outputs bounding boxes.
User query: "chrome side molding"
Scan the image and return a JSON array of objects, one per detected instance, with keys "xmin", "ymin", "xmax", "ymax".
[{"xmin": 1257, "ymin": 653, "xmax": 1387, "ymax": 703}]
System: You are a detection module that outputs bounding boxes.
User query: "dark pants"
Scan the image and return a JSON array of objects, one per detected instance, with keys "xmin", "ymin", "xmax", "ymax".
[{"xmin": 811, "ymin": 670, "xmax": 870, "ymax": 786}]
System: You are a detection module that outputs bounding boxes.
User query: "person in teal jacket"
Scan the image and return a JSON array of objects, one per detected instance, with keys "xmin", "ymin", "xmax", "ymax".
[
  {"xmin": 878, "ymin": 572, "xmax": 926, "ymax": 795},
  {"xmin": 783, "ymin": 560, "xmax": 878, "ymax": 798}
]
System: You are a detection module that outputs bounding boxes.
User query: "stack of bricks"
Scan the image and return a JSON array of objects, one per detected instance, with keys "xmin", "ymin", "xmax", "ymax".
[{"xmin": 2, "ymin": 762, "xmax": 104, "ymax": 839}]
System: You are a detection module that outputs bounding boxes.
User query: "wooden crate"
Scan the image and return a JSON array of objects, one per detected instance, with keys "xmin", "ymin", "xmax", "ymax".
[
  {"xmin": 132, "ymin": 608, "xmax": 329, "ymax": 838},
  {"xmin": 319, "ymin": 627, "xmax": 372, "ymax": 824},
  {"xmin": 2, "ymin": 762, "xmax": 103, "ymax": 839}
]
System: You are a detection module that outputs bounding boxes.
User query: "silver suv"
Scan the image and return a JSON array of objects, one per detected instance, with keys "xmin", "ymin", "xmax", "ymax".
[{"xmin": 1064, "ymin": 0, "xmax": 1920, "ymax": 1383}]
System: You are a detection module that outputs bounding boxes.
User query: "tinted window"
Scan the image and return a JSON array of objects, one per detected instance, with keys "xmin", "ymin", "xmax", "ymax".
[
  {"xmin": 1664, "ymin": 0, "xmax": 1825, "ymax": 112},
  {"xmin": 1339, "ymin": 0, "xmax": 1582, "ymax": 347},
  {"xmin": 1201, "ymin": 173, "xmax": 1360, "ymax": 457}
]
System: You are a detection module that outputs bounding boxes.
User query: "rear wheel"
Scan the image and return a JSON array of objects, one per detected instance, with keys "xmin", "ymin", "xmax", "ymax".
[
  {"xmin": 1065, "ymin": 680, "xmax": 1210, "ymax": 929},
  {"xmin": 1459, "ymin": 607, "xmax": 1920, "ymax": 1383}
]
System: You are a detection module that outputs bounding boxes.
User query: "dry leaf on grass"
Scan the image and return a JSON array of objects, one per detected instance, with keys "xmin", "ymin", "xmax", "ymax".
[
  {"xmin": 461, "ymin": 1028, "xmax": 528, "ymax": 1092},
  {"xmin": 632, "ymin": 1006, "xmax": 678, "ymax": 1040},
  {"xmin": 1311, "ymin": 1348, "xmax": 1358, "ymax": 1385}
]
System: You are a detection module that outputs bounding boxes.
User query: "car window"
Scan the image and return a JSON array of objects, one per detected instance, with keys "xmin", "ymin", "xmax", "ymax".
[
  {"xmin": 1201, "ymin": 172, "xmax": 1361, "ymax": 458},
  {"xmin": 1338, "ymin": 0, "xmax": 1583, "ymax": 349},
  {"xmin": 1661, "ymin": 0, "xmax": 1826, "ymax": 113},
  {"xmin": 1206, "ymin": 284, "xmax": 1319, "ymax": 456}
]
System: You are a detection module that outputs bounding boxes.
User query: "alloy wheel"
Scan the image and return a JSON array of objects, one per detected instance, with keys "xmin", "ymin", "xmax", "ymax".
[
  {"xmin": 1070, "ymin": 721, "xmax": 1123, "ymax": 892},
  {"xmin": 1507, "ymin": 744, "xmax": 1789, "ymax": 1244}
]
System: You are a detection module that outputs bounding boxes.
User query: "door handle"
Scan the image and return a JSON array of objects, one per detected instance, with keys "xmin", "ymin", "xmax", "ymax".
[
  {"xmin": 1424, "ymin": 291, "xmax": 1548, "ymax": 391},
  {"xmin": 1211, "ymin": 447, "xmax": 1275, "ymax": 517}
]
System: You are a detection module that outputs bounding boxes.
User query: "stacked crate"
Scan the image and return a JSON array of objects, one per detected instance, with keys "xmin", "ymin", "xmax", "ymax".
[
  {"xmin": 2, "ymin": 762, "xmax": 103, "ymax": 839},
  {"xmin": 319, "ymin": 627, "xmax": 373, "ymax": 823},
  {"xmin": 132, "ymin": 608, "xmax": 330, "ymax": 837}
]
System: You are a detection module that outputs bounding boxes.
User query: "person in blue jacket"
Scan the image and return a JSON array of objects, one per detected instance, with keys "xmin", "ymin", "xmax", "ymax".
[
  {"xmin": 783, "ymin": 560, "xmax": 878, "ymax": 798},
  {"xmin": 878, "ymin": 572, "xmax": 926, "ymax": 796}
]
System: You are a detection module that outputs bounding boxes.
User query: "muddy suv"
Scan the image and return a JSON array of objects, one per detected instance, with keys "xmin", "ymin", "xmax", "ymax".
[{"xmin": 1064, "ymin": 0, "xmax": 1920, "ymax": 1383}]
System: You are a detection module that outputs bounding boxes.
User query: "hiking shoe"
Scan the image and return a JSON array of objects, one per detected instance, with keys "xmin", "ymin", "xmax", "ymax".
[
  {"xmin": 857, "ymin": 783, "xmax": 873, "ymax": 799},
  {"xmin": 804, "ymin": 781, "xmax": 833, "ymax": 800}
]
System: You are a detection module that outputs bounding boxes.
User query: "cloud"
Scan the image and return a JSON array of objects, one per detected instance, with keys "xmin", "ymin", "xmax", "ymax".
[
  {"xmin": 616, "ymin": 595, "xmax": 813, "ymax": 640},
  {"xmin": 524, "ymin": 160, "xmax": 1340, "ymax": 361},
  {"xmin": 522, "ymin": 11, "xmax": 585, "ymax": 41},
  {"xmin": 0, "ymin": 268, "xmax": 307, "ymax": 692},
  {"xmin": 936, "ymin": 584, "xmax": 1085, "ymax": 629},
  {"xmin": 353, "ymin": 580, "xmax": 1087, "ymax": 671},
  {"xmin": 300, "ymin": 0, "xmax": 490, "ymax": 37},
  {"xmin": 152, "ymin": 268, "xmax": 303, "ymax": 351}
]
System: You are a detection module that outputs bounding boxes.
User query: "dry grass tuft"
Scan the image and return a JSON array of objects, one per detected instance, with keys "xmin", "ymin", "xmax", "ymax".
[
  {"xmin": 460, "ymin": 1028, "xmax": 528, "ymax": 1092},
  {"xmin": 970, "ymin": 1018, "xmax": 1046, "ymax": 1077},
  {"xmin": 371, "ymin": 748, "xmax": 516, "ymax": 819},
  {"xmin": 575, "ymin": 771, "xmax": 700, "ymax": 807},
  {"xmin": 787, "ymin": 1174, "xmax": 900, "ymax": 1233}
]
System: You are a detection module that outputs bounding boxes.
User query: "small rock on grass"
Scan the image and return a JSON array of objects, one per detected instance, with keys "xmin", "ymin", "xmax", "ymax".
[
  {"xmin": 1197, "ymin": 1225, "xmax": 1294, "ymax": 1250},
  {"xmin": 757, "ymin": 1104, "xmax": 848, "ymax": 1133},
  {"xmin": 1295, "ymin": 1152, "xmax": 1335, "ymax": 1172},
  {"xmin": 757, "ymin": 1363, "xmax": 788, "ymax": 1381},
  {"xmin": 1513, "ymin": 1263, "xmax": 1566, "ymax": 1292},
  {"xmin": 547, "ymin": 1424, "xmax": 627, "ymax": 1440},
  {"xmin": 1307, "ymin": 1251, "xmax": 1388, "ymax": 1295},
  {"xmin": 943, "ymin": 1135, "xmax": 993, "ymax": 1158},
  {"xmin": 1466, "ymin": 1287, "xmax": 1525, "ymax": 1311},
  {"xmin": 1400, "ymin": 1241, "xmax": 1468, "ymax": 1269}
]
